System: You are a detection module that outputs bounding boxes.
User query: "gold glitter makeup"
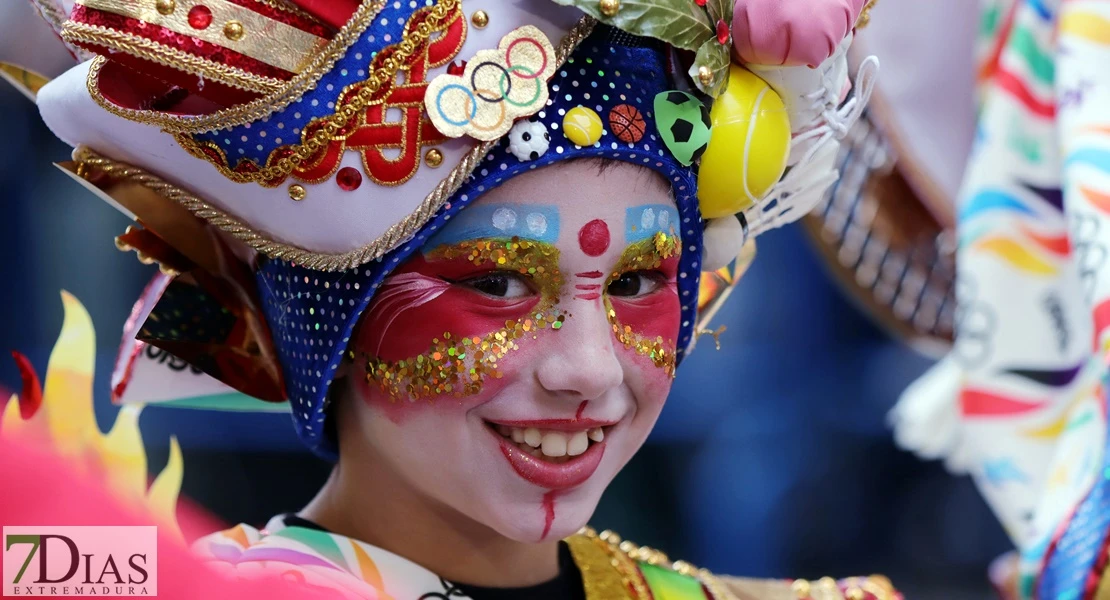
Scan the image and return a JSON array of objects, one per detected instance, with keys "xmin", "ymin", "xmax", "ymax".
[
  {"xmin": 357, "ymin": 238, "xmax": 567, "ymax": 401},
  {"xmin": 605, "ymin": 231, "xmax": 681, "ymax": 377}
]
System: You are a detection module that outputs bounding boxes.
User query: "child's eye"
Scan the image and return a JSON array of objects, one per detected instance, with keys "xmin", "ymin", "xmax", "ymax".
[
  {"xmin": 460, "ymin": 273, "xmax": 534, "ymax": 298},
  {"xmin": 608, "ymin": 272, "xmax": 664, "ymax": 298}
]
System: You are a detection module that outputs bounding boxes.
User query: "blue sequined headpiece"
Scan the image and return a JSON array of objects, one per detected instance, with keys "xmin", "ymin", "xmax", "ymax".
[{"xmin": 255, "ymin": 24, "xmax": 704, "ymax": 459}]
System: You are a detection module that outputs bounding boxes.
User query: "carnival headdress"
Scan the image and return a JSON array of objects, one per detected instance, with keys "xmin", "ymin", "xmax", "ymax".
[{"xmin": 7, "ymin": 0, "xmax": 876, "ymax": 458}]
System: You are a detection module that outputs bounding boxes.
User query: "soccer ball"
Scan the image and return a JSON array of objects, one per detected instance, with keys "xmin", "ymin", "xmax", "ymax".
[
  {"xmin": 653, "ymin": 90, "xmax": 711, "ymax": 166},
  {"xmin": 507, "ymin": 119, "xmax": 551, "ymax": 162}
]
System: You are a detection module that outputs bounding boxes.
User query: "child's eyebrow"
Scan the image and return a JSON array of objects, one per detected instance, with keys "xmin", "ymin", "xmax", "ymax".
[
  {"xmin": 423, "ymin": 204, "xmax": 560, "ymax": 252},
  {"xmin": 625, "ymin": 205, "xmax": 680, "ymax": 244}
]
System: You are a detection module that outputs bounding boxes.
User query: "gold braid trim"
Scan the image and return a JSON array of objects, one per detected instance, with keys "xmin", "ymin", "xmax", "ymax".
[
  {"xmin": 82, "ymin": 0, "xmax": 389, "ymax": 133},
  {"xmin": 64, "ymin": 23, "xmax": 287, "ymax": 94}
]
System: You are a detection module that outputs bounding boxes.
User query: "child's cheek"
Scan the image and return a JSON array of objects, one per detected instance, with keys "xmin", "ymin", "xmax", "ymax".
[{"xmin": 610, "ymin": 289, "xmax": 680, "ymax": 343}]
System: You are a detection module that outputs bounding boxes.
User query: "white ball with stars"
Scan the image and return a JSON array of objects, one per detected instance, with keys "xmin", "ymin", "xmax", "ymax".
[{"xmin": 507, "ymin": 119, "xmax": 551, "ymax": 162}]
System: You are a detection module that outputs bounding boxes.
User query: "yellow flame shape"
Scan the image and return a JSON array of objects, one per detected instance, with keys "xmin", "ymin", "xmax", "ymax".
[{"xmin": 0, "ymin": 291, "xmax": 183, "ymax": 539}]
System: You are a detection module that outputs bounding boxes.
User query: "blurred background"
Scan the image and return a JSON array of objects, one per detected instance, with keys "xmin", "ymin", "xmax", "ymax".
[{"xmin": 0, "ymin": 1, "xmax": 1008, "ymax": 597}]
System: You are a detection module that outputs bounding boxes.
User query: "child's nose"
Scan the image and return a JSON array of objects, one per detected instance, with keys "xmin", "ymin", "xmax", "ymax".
[{"xmin": 533, "ymin": 300, "xmax": 623, "ymax": 401}]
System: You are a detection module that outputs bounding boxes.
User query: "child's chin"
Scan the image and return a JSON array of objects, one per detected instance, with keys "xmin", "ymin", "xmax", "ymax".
[{"xmin": 484, "ymin": 497, "xmax": 597, "ymax": 544}]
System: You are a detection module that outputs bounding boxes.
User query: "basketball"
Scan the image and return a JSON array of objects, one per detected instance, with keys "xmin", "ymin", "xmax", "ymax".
[
  {"xmin": 609, "ymin": 104, "xmax": 646, "ymax": 143},
  {"xmin": 697, "ymin": 65, "xmax": 791, "ymax": 219}
]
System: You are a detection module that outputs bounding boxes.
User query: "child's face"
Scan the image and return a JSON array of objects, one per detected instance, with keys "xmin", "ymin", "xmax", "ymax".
[{"xmin": 345, "ymin": 160, "xmax": 682, "ymax": 542}]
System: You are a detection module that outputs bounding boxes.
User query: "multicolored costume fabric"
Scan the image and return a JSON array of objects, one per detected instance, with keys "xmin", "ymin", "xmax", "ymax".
[
  {"xmin": 894, "ymin": 0, "xmax": 1110, "ymax": 596},
  {"xmin": 196, "ymin": 519, "xmax": 899, "ymax": 600}
]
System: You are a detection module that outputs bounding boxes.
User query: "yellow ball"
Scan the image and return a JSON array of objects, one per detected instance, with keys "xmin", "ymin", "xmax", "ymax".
[
  {"xmin": 697, "ymin": 65, "xmax": 791, "ymax": 219},
  {"xmin": 563, "ymin": 106, "xmax": 604, "ymax": 147}
]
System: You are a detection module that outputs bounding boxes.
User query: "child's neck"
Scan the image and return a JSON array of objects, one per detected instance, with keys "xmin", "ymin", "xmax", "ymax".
[{"xmin": 300, "ymin": 457, "xmax": 561, "ymax": 589}]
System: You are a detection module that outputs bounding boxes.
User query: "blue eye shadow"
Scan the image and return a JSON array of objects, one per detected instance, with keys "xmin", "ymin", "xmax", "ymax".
[
  {"xmin": 626, "ymin": 205, "xmax": 680, "ymax": 244},
  {"xmin": 422, "ymin": 204, "xmax": 561, "ymax": 253}
]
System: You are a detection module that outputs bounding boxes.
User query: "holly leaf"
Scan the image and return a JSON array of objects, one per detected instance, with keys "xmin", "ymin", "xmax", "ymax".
[
  {"xmin": 705, "ymin": 0, "xmax": 733, "ymax": 28},
  {"xmin": 689, "ymin": 39, "xmax": 730, "ymax": 97},
  {"xmin": 551, "ymin": 0, "xmax": 714, "ymax": 51}
]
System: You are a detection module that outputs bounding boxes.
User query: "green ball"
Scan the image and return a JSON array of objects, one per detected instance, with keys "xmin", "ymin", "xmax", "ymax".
[{"xmin": 653, "ymin": 91, "xmax": 711, "ymax": 167}]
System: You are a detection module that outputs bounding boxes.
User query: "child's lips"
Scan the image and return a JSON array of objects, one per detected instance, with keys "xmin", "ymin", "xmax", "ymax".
[{"xmin": 485, "ymin": 421, "xmax": 611, "ymax": 489}]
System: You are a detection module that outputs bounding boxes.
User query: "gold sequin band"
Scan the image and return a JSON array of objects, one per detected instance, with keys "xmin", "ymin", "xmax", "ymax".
[
  {"xmin": 68, "ymin": 24, "xmax": 285, "ymax": 94},
  {"xmin": 74, "ymin": 0, "xmax": 329, "ymax": 74},
  {"xmin": 77, "ymin": 18, "xmax": 596, "ymax": 272}
]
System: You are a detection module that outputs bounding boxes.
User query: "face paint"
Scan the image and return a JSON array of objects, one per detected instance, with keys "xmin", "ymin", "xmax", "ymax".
[
  {"xmin": 357, "ymin": 238, "xmax": 567, "ymax": 402},
  {"xmin": 605, "ymin": 230, "xmax": 682, "ymax": 377},
  {"xmin": 424, "ymin": 204, "xmax": 561, "ymax": 250}
]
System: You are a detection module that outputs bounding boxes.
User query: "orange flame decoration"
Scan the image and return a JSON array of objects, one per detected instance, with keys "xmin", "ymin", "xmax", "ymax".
[{"xmin": 0, "ymin": 292, "xmax": 184, "ymax": 540}]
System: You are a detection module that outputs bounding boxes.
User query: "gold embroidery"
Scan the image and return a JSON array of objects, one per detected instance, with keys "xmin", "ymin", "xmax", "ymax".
[
  {"xmin": 171, "ymin": 0, "xmax": 464, "ymax": 186},
  {"xmin": 74, "ymin": 0, "xmax": 329, "ymax": 74},
  {"xmin": 73, "ymin": 19, "xmax": 596, "ymax": 272},
  {"xmin": 71, "ymin": 27, "xmax": 285, "ymax": 94},
  {"xmin": 84, "ymin": 0, "xmax": 390, "ymax": 133}
]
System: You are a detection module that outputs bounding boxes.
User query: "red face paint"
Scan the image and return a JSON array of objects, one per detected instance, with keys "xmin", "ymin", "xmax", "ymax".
[{"xmin": 577, "ymin": 220, "xmax": 611, "ymax": 257}]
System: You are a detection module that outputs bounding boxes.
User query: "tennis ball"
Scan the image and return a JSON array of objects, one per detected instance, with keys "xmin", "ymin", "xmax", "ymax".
[
  {"xmin": 697, "ymin": 65, "xmax": 791, "ymax": 219},
  {"xmin": 563, "ymin": 106, "xmax": 603, "ymax": 147}
]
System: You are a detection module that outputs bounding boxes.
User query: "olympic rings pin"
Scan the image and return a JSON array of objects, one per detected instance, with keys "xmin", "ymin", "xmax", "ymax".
[{"xmin": 425, "ymin": 25, "xmax": 557, "ymax": 141}]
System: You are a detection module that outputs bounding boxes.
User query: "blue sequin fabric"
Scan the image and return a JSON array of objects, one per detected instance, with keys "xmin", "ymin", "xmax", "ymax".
[{"xmin": 256, "ymin": 25, "xmax": 704, "ymax": 459}]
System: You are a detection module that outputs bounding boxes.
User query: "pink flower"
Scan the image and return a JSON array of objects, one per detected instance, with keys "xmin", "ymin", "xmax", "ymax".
[{"xmin": 731, "ymin": 0, "xmax": 868, "ymax": 67}]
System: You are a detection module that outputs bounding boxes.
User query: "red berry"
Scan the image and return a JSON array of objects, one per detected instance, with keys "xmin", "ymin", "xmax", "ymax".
[
  {"xmin": 695, "ymin": 0, "xmax": 707, "ymax": 5},
  {"xmin": 716, "ymin": 19, "xmax": 729, "ymax": 44}
]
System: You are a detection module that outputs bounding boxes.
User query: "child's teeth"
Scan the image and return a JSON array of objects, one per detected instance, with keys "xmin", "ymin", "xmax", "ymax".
[
  {"xmin": 541, "ymin": 432, "xmax": 568, "ymax": 457},
  {"xmin": 588, "ymin": 427, "xmax": 604, "ymax": 442},
  {"xmin": 524, "ymin": 427, "xmax": 542, "ymax": 448},
  {"xmin": 567, "ymin": 431, "xmax": 589, "ymax": 456},
  {"xmin": 511, "ymin": 428, "xmax": 525, "ymax": 444}
]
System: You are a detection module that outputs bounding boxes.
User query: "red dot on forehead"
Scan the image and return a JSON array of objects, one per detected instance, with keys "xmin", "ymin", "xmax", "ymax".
[{"xmin": 578, "ymin": 220, "xmax": 610, "ymax": 257}]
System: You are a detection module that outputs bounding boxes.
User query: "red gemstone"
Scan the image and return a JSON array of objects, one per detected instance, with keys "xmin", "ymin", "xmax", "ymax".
[
  {"xmin": 447, "ymin": 60, "xmax": 467, "ymax": 76},
  {"xmin": 336, "ymin": 167, "xmax": 363, "ymax": 191},
  {"xmin": 716, "ymin": 19, "xmax": 729, "ymax": 44},
  {"xmin": 188, "ymin": 5, "xmax": 213, "ymax": 29}
]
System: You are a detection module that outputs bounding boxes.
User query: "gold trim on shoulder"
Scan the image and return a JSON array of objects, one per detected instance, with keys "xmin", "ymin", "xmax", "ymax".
[
  {"xmin": 74, "ymin": 0, "xmax": 329, "ymax": 74},
  {"xmin": 570, "ymin": 527, "xmax": 737, "ymax": 600},
  {"xmin": 83, "ymin": 0, "xmax": 389, "ymax": 133}
]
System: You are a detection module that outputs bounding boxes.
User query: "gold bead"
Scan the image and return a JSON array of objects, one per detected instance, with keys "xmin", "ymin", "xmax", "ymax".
[
  {"xmin": 470, "ymin": 10, "xmax": 489, "ymax": 29},
  {"xmin": 424, "ymin": 148, "xmax": 444, "ymax": 167},
  {"xmin": 598, "ymin": 530, "xmax": 621, "ymax": 544},
  {"xmin": 155, "ymin": 0, "xmax": 175, "ymax": 15},
  {"xmin": 223, "ymin": 20, "xmax": 245, "ymax": 41},
  {"xmin": 599, "ymin": 0, "xmax": 620, "ymax": 17},
  {"xmin": 697, "ymin": 65, "xmax": 713, "ymax": 87},
  {"xmin": 791, "ymin": 579, "xmax": 811, "ymax": 598},
  {"xmin": 288, "ymin": 184, "xmax": 306, "ymax": 201},
  {"xmin": 846, "ymin": 588, "xmax": 865, "ymax": 600}
]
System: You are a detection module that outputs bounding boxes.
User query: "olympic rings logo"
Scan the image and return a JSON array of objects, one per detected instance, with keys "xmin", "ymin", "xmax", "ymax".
[{"xmin": 425, "ymin": 26, "xmax": 557, "ymax": 141}]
